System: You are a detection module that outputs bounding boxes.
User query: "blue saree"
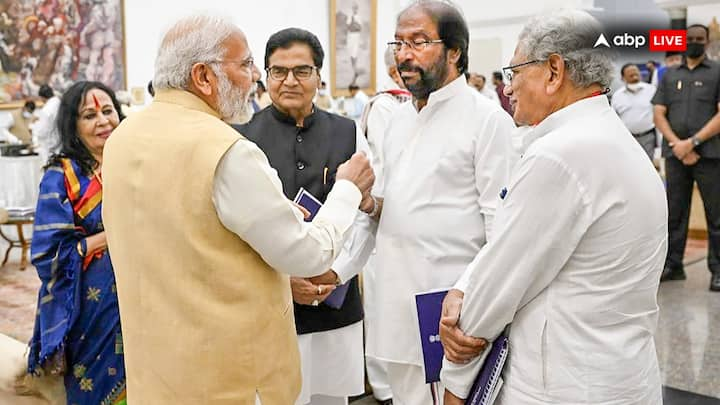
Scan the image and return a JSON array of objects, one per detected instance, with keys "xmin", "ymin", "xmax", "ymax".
[{"xmin": 29, "ymin": 158, "xmax": 126, "ymax": 405}]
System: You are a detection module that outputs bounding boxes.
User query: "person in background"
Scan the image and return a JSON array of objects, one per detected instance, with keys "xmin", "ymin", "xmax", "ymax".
[
  {"xmin": 346, "ymin": 84, "xmax": 368, "ymax": 120},
  {"xmin": 611, "ymin": 63, "xmax": 657, "ymax": 160},
  {"xmin": 255, "ymin": 79, "xmax": 272, "ymax": 109},
  {"xmin": 29, "ymin": 81, "xmax": 127, "ymax": 405},
  {"xmin": 656, "ymin": 51, "xmax": 683, "ymax": 83},
  {"xmin": 653, "ymin": 24, "xmax": 720, "ymax": 291},
  {"xmin": 468, "ymin": 72, "xmax": 500, "ymax": 105},
  {"xmin": 315, "ymin": 81, "xmax": 335, "ymax": 112},
  {"xmin": 31, "ymin": 84, "xmax": 61, "ymax": 164},
  {"xmin": 440, "ymin": 9, "xmax": 666, "ymax": 405},
  {"xmin": 645, "ymin": 60, "xmax": 658, "ymax": 85},
  {"xmin": 492, "ymin": 70, "xmax": 513, "ymax": 115},
  {"xmin": 101, "ymin": 15, "xmax": 374, "ymax": 404},
  {"xmin": 235, "ymin": 27, "xmax": 374, "ymax": 405},
  {"xmin": 8, "ymin": 100, "xmax": 36, "ymax": 144}
]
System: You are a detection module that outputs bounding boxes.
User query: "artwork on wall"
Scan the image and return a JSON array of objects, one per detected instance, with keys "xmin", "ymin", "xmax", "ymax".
[
  {"xmin": 0, "ymin": 0, "xmax": 126, "ymax": 102},
  {"xmin": 330, "ymin": 0, "xmax": 376, "ymax": 97}
]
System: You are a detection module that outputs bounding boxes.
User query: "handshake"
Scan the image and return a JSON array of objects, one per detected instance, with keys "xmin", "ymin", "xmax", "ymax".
[{"xmin": 336, "ymin": 152, "xmax": 378, "ymax": 215}]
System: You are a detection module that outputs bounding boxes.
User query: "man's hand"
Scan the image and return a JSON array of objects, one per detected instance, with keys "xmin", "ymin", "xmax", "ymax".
[
  {"xmin": 439, "ymin": 289, "xmax": 488, "ymax": 364},
  {"xmin": 359, "ymin": 193, "xmax": 375, "ymax": 214},
  {"xmin": 443, "ymin": 389, "xmax": 465, "ymax": 405},
  {"xmin": 291, "ymin": 202, "xmax": 311, "ymax": 220},
  {"xmin": 671, "ymin": 138, "xmax": 694, "ymax": 160},
  {"xmin": 682, "ymin": 150, "xmax": 700, "ymax": 166},
  {"xmin": 337, "ymin": 152, "xmax": 375, "ymax": 197},
  {"xmin": 290, "ymin": 277, "xmax": 336, "ymax": 305},
  {"xmin": 308, "ymin": 269, "xmax": 339, "ymax": 286}
]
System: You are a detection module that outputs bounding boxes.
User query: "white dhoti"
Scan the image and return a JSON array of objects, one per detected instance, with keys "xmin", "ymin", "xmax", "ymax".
[
  {"xmin": 386, "ymin": 362, "xmax": 444, "ymax": 405},
  {"xmin": 295, "ymin": 321, "xmax": 365, "ymax": 405},
  {"xmin": 363, "ymin": 254, "xmax": 392, "ymax": 401}
]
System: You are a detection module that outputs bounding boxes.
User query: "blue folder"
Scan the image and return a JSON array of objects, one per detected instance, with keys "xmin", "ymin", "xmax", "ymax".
[
  {"xmin": 293, "ymin": 188, "xmax": 349, "ymax": 309},
  {"xmin": 415, "ymin": 289, "xmax": 509, "ymax": 404}
]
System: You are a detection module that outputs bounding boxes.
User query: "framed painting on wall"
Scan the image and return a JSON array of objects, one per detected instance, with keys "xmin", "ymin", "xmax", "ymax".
[
  {"xmin": 330, "ymin": 0, "xmax": 376, "ymax": 98},
  {"xmin": 0, "ymin": 0, "xmax": 127, "ymax": 102}
]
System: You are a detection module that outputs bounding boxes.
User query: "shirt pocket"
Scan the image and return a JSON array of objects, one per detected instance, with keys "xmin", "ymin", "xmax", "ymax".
[{"xmin": 692, "ymin": 80, "xmax": 716, "ymax": 102}]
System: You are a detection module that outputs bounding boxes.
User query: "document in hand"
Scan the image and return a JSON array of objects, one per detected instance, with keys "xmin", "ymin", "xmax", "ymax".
[
  {"xmin": 466, "ymin": 332, "xmax": 509, "ymax": 405},
  {"xmin": 415, "ymin": 289, "xmax": 449, "ymax": 383},
  {"xmin": 293, "ymin": 187, "xmax": 323, "ymax": 221},
  {"xmin": 292, "ymin": 187, "xmax": 349, "ymax": 309},
  {"xmin": 415, "ymin": 288, "xmax": 509, "ymax": 404}
]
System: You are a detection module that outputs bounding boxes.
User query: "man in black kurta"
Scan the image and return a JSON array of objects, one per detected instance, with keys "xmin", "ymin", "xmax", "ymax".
[
  {"xmin": 235, "ymin": 105, "xmax": 363, "ymax": 333},
  {"xmin": 233, "ymin": 28, "xmax": 372, "ymax": 404}
]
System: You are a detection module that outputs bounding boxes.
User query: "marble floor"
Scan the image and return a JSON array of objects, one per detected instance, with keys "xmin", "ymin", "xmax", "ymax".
[{"xmin": 0, "ymin": 234, "xmax": 718, "ymax": 404}]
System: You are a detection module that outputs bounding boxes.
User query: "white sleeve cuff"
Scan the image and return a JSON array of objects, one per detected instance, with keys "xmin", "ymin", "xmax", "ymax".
[{"xmin": 440, "ymin": 345, "xmax": 490, "ymax": 399}]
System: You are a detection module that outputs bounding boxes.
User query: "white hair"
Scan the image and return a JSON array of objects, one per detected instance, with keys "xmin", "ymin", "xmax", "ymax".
[
  {"xmin": 383, "ymin": 46, "xmax": 396, "ymax": 69},
  {"xmin": 153, "ymin": 14, "xmax": 238, "ymax": 91},
  {"xmin": 518, "ymin": 9, "xmax": 614, "ymax": 89}
]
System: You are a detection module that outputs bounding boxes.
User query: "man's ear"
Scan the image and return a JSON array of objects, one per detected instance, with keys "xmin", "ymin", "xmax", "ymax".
[
  {"xmin": 447, "ymin": 48, "xmax": 461, "ymax": 66},
  {"xmin": 546, "ymin": 53, "xmax": 565, "ymax": 95},
  {"xmin": 190, "ymin": 62, "xmax": 215, "ymax": 96}
]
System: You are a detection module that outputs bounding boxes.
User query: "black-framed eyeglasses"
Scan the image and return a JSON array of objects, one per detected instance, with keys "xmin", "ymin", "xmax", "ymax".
[
  {"xmin": 501, "ymin": 59, "xmax": 545, "ymax": 82},
  {"xmin": 387, "ymin": 39, "xmax": 444, "ymax": 54},
  {"xmin": 210, "ymin": 56, "xmax": 255, "ymax": 70},
  {"xmin": 265, "ymin": 65, "xmax": 318, "ymax": 81}
]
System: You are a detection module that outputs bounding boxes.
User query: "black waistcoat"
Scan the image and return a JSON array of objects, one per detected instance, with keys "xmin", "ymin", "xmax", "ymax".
[{"xmin": 233, "ymin": 105, "xmax": 363, "ymax": 334}]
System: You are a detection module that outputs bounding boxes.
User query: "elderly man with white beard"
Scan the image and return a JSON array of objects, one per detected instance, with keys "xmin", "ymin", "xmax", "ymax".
[
  {"xmin": 439, "ymin": 9, "xmax": 667, "ymax": 405},
  {"xmin": 101, "ymin": 14, "xmax": 375, "ymax": 404}
]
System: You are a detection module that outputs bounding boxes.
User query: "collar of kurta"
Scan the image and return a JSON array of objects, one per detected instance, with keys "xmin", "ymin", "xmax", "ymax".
[
  {"xmin": 153, "ymin": 89, "xmax": 222, "ymax": 119},
  {"xmin": 530, "ymin": 94, "xmax": 610, "ymax": 140},
  {"xmin": 413, "ymin": 74, "xmax": 468, "ymax": 111},
  {"xmin": 269, "ymin": 103, "xmax": 317, "ymax": 128}
]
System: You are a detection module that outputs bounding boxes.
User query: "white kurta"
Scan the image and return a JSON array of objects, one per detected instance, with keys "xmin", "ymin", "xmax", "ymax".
[
  {"xmin": 292, "ymin": 126, "xmax": 372, "ymax": 405},
  {"xmin": 362, "ymin": 92, "xmax": 408, "ymax": 400},
  {"xmin": 441, "ymin": 95, "xmax": 667, "ymax": 404},
  {"xmin": 368, "ymin": 76, "xmax": 517, "ymax": 366}
]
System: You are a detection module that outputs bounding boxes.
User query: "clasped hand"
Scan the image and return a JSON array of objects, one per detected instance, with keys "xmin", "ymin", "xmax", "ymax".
[
  {"xmin": 670, "ymin": 139, "xmax": 699, "ymax": 166},
  {"xmin": 439, "ymin": 289, "xmax": 488, "ymax": 364},
  {"xmin": 290, "ymin": 270, "xmax": 338, "ymax": 306}
]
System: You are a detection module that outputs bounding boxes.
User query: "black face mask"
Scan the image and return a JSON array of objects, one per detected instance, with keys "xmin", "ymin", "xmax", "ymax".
[{"xmin": 686, "ymin": 43, "xmax": 706, "ymax": 59}]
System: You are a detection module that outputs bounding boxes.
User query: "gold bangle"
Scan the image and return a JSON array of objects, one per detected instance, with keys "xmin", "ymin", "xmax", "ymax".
[{"xmin": 76, "ymin": 241, "xmax": 85, "ymax": 257}]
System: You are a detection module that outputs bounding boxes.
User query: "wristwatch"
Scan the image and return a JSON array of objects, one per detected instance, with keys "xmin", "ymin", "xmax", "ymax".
[{"xmin": 692, "ymin": 136, "xmax": 703, "ymax": 148}]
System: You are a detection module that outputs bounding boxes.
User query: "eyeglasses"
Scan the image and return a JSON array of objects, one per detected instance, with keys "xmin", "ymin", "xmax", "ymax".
[
  {"xmin": 265, "ymin": 65, "xmax": 317, "ymax": 81},
  {"xmin": 501, "ymin": 59, "xmax": 544, "ymax": 82},
  {"xmin": 210, "ymin": 56, "xmax": 255, "ymax": 70},
  {"xmin": 387, "ymin": 39, "xmax": 444, "ymax": 54}
]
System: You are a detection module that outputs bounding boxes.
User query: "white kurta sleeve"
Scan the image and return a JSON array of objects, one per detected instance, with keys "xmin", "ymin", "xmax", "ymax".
[
  {"xmin": 474, "ymin": 110, "xmax": 517, "ymax": 241},
  {"xmin": 441, "ymin": 154, "xmax": 593, "ymax": 398},
  {"xmin": 212, "ymin": 138, "xmax": 361, "ymax": 278},
  {"xmin": 331, "ymin": 125, "xmax": 377, "ymax": 283},
  {"xmin": 365, "ymin": 96, "xmax": 396, "ymax": 181}
]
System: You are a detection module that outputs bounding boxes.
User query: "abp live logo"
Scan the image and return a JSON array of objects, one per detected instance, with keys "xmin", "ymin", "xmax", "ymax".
[
  {"xmin": 594, "ymin": 30, "xmax": 686, "ymax": 52},
  {"xmin": 649, "ymin": 30, "xmax": 686, "ymax": 51}
]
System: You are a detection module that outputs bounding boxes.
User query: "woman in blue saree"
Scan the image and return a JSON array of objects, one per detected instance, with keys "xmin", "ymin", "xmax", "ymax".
[{"xmin": 29, "ymin": 81, "xmax": 127, "ymax": 405}]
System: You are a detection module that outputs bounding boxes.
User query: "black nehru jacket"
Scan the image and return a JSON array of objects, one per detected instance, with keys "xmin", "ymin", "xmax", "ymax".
[{"xmin": 233, "ymin": 104, "xmax": 363, "ymax": 335}]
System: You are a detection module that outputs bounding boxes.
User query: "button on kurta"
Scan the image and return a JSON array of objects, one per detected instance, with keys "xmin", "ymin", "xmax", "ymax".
[
  {"xmin": 296, "ymin": 161, "xmax": 305, "ymax": 170},
  {"xmin": 296, "ymin": 134, "xmax": 303, "ymax": 143}
]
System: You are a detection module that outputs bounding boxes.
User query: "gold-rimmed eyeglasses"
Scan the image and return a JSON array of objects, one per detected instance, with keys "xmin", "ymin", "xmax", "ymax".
[
  {"xmin": 265, "ymin": 65, "xmax": 318, "ymax": 81},
  {"xmin": 387, "ymin": 39, "xmax": 444, "ymax": 54}
]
